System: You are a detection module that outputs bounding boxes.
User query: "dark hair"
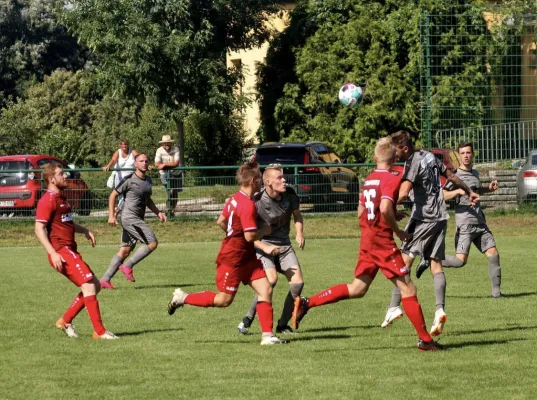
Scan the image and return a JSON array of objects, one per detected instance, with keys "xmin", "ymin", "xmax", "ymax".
[
  {"xmin": 119, "ymin": 139, "xmax": 129, "ymax": 145},
  {"xmin": 236, "ymin": 162, "xmax": 261, "ymax": 186},
  {"xmin": 457, "ymin": 142, "xmax": 474, "ymax": 153},
  {"xmin": 391, "ymin": 130, "xmax": 414, "ymax": 149}
]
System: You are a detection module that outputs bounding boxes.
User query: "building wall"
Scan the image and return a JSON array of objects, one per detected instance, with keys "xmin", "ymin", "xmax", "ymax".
[{"xmin": 227, "ymin": 2, "xmax": 296, "ymax": 143}]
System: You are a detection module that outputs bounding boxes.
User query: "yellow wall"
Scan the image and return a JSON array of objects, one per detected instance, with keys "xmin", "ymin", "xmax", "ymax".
[{"xmin": 227, "ymin": 3, "xmax": 296, "ymax": 142}]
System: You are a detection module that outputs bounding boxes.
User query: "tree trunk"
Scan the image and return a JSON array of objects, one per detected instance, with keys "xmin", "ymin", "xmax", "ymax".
[{"xmin": 176, "ymin": 119, "xmax": 185, "ymax": 166}]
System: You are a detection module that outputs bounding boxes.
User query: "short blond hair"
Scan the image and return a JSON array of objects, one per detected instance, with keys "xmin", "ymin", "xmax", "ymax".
[
  {"xmin": 375, "ymin": 137, "xmax": 396, "ymax": 163},
  {"xmin": 263, "ymin": 165, "xmax": 282, "ymax": 183},
  {"xmin": 236, "ymin": 162, "xmax": 261, "ymax": 186}
]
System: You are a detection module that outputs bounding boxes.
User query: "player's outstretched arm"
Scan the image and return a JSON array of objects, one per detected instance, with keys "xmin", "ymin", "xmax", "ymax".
[
  {"xmin": 74, "ymin": 223, "xmax": 96, "ymax": 247},
  {"xmin": 379, "ymin": 199, "xmax": 409, "ymax": 242},
  {"xmin": 293, "ymin": 209, "xmax": 305, "ymax": 250},
  {"xmin": 445, "ymin": 169, "xmax": 479, "ymax": 205},
  {"xmin": 147, "ymin": 197, "xmax": 166, "ymax": 222},
  {"xmin": 443, "ymin": 188, "xmax": 465, "ymax": 201},
  {"xmin": 34, "ymin": 222, "xmax": 64, "ymax": 271},
  {"xmin": 255, "ymin": 240, "xmax": 280, "ymax": 255},
  {"xmin": 397, "ymin": 181, "xmax": 413, "ymax": 203},
  {"xmin": 108, "ymin": 190, "xmax": 120, "ymax": 226}
]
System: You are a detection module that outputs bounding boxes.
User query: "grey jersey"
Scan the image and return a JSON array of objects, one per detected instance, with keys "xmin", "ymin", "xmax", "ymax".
[
  {"xmin": 403, "ymin": 150, "xmax": 448, "ymax": 222},
  {"xmin": 255, "ymin": 187, "xmax": 300, "ymax": 246},
  {"xmin": 445, "ymin": 168, "xmax": 485, "ymax": 225},
  {"xmin": 115, "ymin": 173, "xmax": 153, "ymax": 221}
]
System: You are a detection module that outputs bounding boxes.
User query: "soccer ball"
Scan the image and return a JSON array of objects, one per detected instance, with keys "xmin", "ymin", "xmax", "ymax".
[{"xmin": 338, "ymin": 83, "xmax": 363, "ymax": 108}]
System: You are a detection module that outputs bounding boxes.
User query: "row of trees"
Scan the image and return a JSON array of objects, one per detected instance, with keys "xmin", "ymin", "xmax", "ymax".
[{"xmin": 0, "ymin": 0, "xmax": 533, "ymax": 166}]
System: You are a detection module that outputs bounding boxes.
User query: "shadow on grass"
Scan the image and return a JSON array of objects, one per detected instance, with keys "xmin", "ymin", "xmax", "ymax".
[
  {"xmin": 302, "ymin": 325, "xmax": 377, "ymax": 333},
  {"xmin": 133, "ymin": 283, "xmax": 198, "ymax": 290},
  {"xmin": 116, "ymin": 328, "xmax": 183, "ymax": 336},
  {"xmin": 450, "ymin": 325, "xmax": 537, "ymax": 336},
  {"xmin": 450, "ymin": 291, "xmax": 537, "ymax": 299},
  {"xmin": 295, "ymin": 334, "xmax": 353, "ymax": 341},
  {"xmin": 446, "ymin": 337, "xmax": 527, "ymax": 349}
]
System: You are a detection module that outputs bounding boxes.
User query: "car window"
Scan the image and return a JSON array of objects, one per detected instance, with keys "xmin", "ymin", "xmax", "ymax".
[
  {"xmin": 255, "ymin": 147, "xmax": 306, "ymax": 164},
  {"xmin": 0, "ymin": 160, "xmax": 32, "ymax": 186}
]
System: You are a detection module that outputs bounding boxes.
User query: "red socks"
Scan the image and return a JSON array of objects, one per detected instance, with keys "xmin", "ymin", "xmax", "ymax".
[
  {"xmin": 84, "ymin": 295, "xmax": 106, "ymax": 336},
  {"xmin": 184, "ymin": 291, "xmax": 217, "ymax": 307},
  {"xmin": 308, "ymin": 284, "xmax": 350, "ymax": 308},
  {"xmin": 401, "ymin": 296, "xmax": 433, "ymax": 342},
  {"xmin": 256, "ymin": 301, "xmax": 274, "ymax": 334},
  {"xmin": 63, "ymin": 292, "xmax": 85, "ymax": 324}
]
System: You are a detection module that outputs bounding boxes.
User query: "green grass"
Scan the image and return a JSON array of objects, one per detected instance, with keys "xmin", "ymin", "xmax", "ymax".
[{"xmin": 2, "ymin": 215, "xmax": 537, "ymax": 399}]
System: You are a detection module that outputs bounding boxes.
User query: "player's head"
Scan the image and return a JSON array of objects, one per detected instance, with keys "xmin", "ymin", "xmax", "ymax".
[
  {"xmin": 263, "ymin": 164, "xmax": 286, "ymax": 193},
  {"xmin": 237, "ymin": 162, "xmax": 262, "ymax": 191},
  {"xmin": 390, "ymin": 130, "xmax": 414, "ymax": 161},
  {"xmin": 42, "ymin": 163, "xmax": 68, "ymax": 189},
  {"xmin": 458, "ymin": 142, "xmax": 474, "ymax": 167},
  {"xmin": 134, "ymin": 152, "xmax": 149, "ymax": 172},
  {"xmin": 373, "ymin": 137, "xmax": 396, "ymax": 166}
]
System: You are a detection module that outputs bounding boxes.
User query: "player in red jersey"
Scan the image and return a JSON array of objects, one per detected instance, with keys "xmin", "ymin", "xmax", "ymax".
[
  {"xmin": 292, "ymin": 137, "xmax": 444, "ymax": 351},
  {"xmin": 34, "ymin": 163, "xmax": 118, "ymax": 339},
  {"xmin": 167, "ymin": 162, "xmax": 289, "ymax": 345}
]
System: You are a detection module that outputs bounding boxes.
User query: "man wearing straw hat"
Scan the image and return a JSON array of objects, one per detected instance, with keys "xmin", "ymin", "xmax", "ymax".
[{"xmin": 155, "ymin": 135, "xmax": 182, "ymax": 216}]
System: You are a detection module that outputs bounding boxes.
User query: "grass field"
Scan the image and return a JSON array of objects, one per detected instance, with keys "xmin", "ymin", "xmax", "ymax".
[{"xmin": 2, "ymin": 214, "xmax": 537, "ymax": 399}]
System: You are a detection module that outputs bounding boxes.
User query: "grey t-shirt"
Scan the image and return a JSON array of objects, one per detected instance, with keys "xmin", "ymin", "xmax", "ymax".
[
  {"xmin": 445, "ymin": 168, "xmax": 485, "ymax": 226},
  {"xmin": 403, "ymin": 150, "xmax": 448, "ymax": 222},
  {"xmin": 255, "ymin": 187, "xmax": 300, "ymax": 246},
  {"xmin": 115, "ymin": 173, "xmax": 153, "ymax": 221}
]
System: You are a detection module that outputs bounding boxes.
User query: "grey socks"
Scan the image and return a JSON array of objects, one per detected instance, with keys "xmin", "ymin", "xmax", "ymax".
[
  {"xmin": 389, "ymin": 286, "xmax": 402, "ymax": 308},
  {"xmin": 278, "ymin": 282, "xmax": 304, "ymax": 327},
  {"xmin": 488, "ymin": 253, "xmax": 502, "ymax": 297},
  {"xmin": 124, "ymin": 245, "xmax": 153, "ymax": 268},
  {"xmin": 442, "ymin": 255, "xmax": 465, "ymax": 268},
  {"xmin": 433, "ymin": 272, "xmax": 446, "ymax": 311},
  {"xmin": 102, "ymin": 255, "xmax": 124, "ymax": 281}
]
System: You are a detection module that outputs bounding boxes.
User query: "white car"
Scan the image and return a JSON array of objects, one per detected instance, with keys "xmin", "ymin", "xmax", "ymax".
[{"xmin": 516, "ymin": 149, "xmax": 537, "ymax": 203}]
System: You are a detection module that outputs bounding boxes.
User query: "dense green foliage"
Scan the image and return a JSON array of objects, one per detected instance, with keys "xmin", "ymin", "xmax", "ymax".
[{"xmin": 257, "ymin": 0, "xmax": 534, "ymax": 162}]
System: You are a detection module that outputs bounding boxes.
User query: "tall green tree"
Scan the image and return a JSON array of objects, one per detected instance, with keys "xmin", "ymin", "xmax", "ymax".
[
  {"xmin": 0, "ymin": 0, "xmax": 91, "ymax": 109},
  {"xmin": 59, "ymin": 0, "xmax": 278, "ymax": 165}
]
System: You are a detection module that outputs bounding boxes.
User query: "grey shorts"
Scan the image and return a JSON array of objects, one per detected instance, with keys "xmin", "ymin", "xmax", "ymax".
[
  {"xmin": 256, "ymin": 245, "xmax": 300, "ymax": 272},
  {"xmin": 120, "ymin": 220, "xmax": 157, "ymax": 248},
  {"xmin": 455, "ymin": 224, "xmax": 496, "ymax": 255},
  {"xmin": 402, "ymin": 219, "xmax": 447, "ymax": 260}
]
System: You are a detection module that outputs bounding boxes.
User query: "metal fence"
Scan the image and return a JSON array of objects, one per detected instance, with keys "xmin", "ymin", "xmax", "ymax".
[
  {"xmin": 421, "ymin": 5, "xmax": 537, "ymax": 163},
  {"xmin": 0, "ymin": 164, "xmax": 376, "ymax": 220}
]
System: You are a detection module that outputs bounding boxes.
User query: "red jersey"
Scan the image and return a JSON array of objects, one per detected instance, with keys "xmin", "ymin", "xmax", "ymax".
[
  {"xmin": 358, "ymin": 169, "xmax": 402, "ymax": 240},
  {"xmin": 216, "ymin": 191, "xmax": 258, "ymax": 266},
  {"xmin": 35, "ymin": 190, "xmax": 76, "ymax": 251}
]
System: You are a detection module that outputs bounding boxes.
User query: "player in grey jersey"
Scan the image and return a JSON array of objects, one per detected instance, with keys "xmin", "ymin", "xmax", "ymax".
[
  {"xmin": 381, "ymin": 131, "xmax": 480, "ymax": 337},
  {"xmin": 237, "ymin": 164, "xmax": 305, "ymax": 335},
  {"xmin": 416, "ymin": 142, "xmax": 501, "ymax": 298},
  {"xmin": 100, "ymin": 153, "xmax": 167, "ymax": 288}
]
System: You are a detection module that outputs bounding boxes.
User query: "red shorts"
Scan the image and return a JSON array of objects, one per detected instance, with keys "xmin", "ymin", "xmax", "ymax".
[
  {"xmin": 216, "ymin": 258, "xmax": 267, "ymax": 295},
  {"xmin": 354, "ymin": 240, "xmax": 408, "ymax": 280},
  {"xmin": 48, "ymin": 246, "xmax": 95, "ymax": 287}
]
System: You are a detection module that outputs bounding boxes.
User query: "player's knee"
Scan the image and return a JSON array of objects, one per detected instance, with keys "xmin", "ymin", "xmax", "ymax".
[
  {"xmin": 218, "ymin": 296, "xmax": 234, "ymax": 307},
  {"xmin": 149, "ymin": 241, "xmax": 158, "ymax": 251}
]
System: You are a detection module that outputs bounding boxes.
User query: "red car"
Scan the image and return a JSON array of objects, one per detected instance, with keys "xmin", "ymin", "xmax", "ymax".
[{"xmin": 0, "ymin": 155, "xmax": 92, "ymax": 216}]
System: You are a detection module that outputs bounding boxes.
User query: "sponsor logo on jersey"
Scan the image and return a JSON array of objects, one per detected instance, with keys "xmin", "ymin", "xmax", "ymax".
[
  {"xmin": 226, "ymin": 286, "xmax": 238, "ymax": 292},
  {"xmin": 364, "ymin": 179, "xmax": 380, "ymax": 186},
  {"xmin": 400, "ymin": 266, "xmax": 409, "ymax": 274},
  {"xmin": 61, "ymin": 212, "xmax": 73, "ymax": 222}
]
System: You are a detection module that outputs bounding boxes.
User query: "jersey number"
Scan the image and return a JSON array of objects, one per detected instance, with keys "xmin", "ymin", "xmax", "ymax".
[{"xmin": 363, "ymin": 189, "xmax": 376, "ymax": 221}]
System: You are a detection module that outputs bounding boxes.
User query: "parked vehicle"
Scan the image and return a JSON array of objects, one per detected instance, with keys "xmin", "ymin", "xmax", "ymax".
[
  {"xmin": 253, "ymin": 142, "xmax": 359, "ymax": 211},
  {"xmin": 516, "ymin": 149, "xmax": 537, "ymax": 203},
  {"xmin": 0, "ymin": 155, "xmax": 92, "ymax": 215}
]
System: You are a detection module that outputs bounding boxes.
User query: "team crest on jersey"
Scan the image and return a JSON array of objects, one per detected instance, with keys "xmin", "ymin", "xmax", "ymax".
[{"xmin": 61, "ymin": 212, "xmax": 73, "ymax": 223}]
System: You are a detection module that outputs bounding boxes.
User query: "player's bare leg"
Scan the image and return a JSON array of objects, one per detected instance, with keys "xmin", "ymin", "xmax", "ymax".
[
  {"xmin": 250, "ymin": 277, "xmax": 288, "ymax": 345},
  {"xmin": 238, "ymin": 269, "xmax": 278, "ymax": 334},
  {"xmin": 277, "ymin": 265, "xmax": 304, "ymax": 334},
  {"xmin": 391, "ymin": 275, "xmax": 444, "ymax": 351},
  {"xmin": 382, "ymin": 253, "xmax": 414, "ymax": 327},
  {"xmin": 429, "ymin": 259, "xmax": 447, "ymax": 336},
  {"xmin": 292, "ymin": 276, "xmax": 372, "ymax": 330}
]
